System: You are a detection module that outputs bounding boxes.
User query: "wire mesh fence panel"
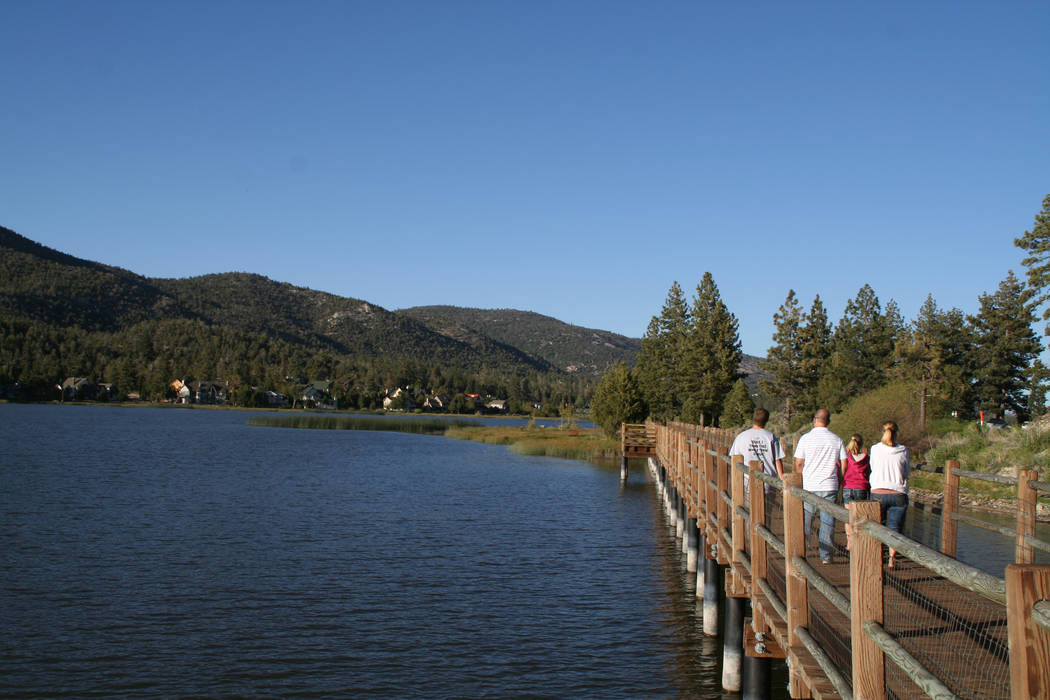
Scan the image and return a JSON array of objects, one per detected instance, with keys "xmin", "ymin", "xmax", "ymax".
[
  {"xmin": 885, "ymin": 656, "xmax": 929, "ymax": 700},
  {"xmin": 765, "ymin": 489, "xmax": 785, "ymax": 539},
  {"xmin": 808, "ymin": 596, "xmax": 853, "ymax": 683},
  {"xmin": 768, "ymin": 553, "xmax": 786, "ymax": 608},
  {"xmin": 882, "ymin": 563, "xmax": 1009, "ymax": 700}
]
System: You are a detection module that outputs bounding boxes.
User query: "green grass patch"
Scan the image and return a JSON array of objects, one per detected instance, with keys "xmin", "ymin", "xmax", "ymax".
[{"xmin": 247, "ymin": 415, "xmax": 482, "ymax": 434}]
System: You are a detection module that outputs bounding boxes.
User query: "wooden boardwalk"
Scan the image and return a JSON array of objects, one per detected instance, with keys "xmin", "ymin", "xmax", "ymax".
[{"xmin": 623, "ymin": 421, "xmax": 1050, "ymax": 700}]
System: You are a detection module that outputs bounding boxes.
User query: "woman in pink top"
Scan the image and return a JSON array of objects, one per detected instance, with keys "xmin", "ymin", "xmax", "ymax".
[{"xmin": 842, "ymin": 433, "xmax": 870, "ymax": 551}]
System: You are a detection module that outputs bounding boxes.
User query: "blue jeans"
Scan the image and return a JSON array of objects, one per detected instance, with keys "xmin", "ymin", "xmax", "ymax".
[
  {"xmin": 842, "ymin": 488, "xmax": 869, "ymax": 506},
  {"xmin": 803, "ymin": 490, "xmax": 838, "ymax": 562},
  {"xmin": 873, "ymin": 492, "xmax": 908, "ymax": 533}
]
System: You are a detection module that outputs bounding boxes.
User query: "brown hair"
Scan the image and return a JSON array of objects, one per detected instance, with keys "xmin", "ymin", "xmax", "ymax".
[
  {"xmin": 752, "ymin": 408, "xmax": 769, "ymax": 427},
  {"xmin": 880, "ymin": 421, "xmax": 899, "ymax": 447},
  {"xmin": 846, "ymin": 433, "xmax": 864, "ymax": 455}
]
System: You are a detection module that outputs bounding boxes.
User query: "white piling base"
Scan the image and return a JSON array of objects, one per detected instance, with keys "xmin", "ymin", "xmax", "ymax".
[
  {"xmin": 703, "ymin": 598, "xmax": 719, "ymax": 636},
  {"xmin": 722, "ymin": 649, "xmax": 743, "ymax": 691}
]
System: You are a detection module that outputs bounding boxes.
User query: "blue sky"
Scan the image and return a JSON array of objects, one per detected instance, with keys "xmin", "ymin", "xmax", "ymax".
[{"xmin": 2, "ymin": 1, "xmax": 1048, "ymax": 356}]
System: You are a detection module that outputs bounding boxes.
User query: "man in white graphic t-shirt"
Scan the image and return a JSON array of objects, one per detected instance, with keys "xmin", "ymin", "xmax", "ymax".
[{"xmin": 729, "ymin": 408, "xmax": 785, "ymax": 486}]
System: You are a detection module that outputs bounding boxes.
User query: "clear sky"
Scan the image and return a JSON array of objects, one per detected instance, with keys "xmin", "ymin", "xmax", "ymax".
[{"xmin": 2, "ymin": 1, "xmax": 1048, "ymax": 356}]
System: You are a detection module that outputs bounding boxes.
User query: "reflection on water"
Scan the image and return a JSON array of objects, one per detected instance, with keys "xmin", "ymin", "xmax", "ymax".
[
  {"xmin": 906, "ymin": 500, "xmax": 1050, "ymax": 574},
  {"xmin": 0, "ymin": 405, "xmax": 722, "ymax": 698}
]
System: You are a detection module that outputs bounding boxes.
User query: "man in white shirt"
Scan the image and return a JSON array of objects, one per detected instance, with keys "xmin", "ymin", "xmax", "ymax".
[
  {"xmin": 729, "ymin": 408, "xmax": 785, "ymax": 483},
  {"xmin": 793, "ymin": 408, "xmax": 847, "ymax": 564}
]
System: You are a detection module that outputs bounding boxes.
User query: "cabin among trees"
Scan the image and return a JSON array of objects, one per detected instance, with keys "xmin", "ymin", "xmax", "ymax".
[
  {"xmin": 171, "ymin": 379, "xmax": 230, "ymax": 405},
  {"xmin": 59, "ymin": 377, "xmax": 119, "ymax": 402}
]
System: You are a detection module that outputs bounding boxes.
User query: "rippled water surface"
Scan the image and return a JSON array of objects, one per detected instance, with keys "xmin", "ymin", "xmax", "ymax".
[{"xmin": 1, "ymin": 404, "xmax": 758, "ymax": 698}]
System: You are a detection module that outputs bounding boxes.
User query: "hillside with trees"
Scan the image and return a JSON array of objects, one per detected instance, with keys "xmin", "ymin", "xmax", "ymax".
[
  {"xmin": 0, "ymin": 226, "xmax": 594, "ymax": 406},
  {"xmin": 397, "ymin": 305, "xmax": 641, "ymax": 375}
]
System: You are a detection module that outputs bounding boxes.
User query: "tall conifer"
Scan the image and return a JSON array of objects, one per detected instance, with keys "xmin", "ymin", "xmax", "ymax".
[
  {"xmin": 760, "ymin": 290, "xmax": 804, "ymax": 425},
  {"xmin": 971, "ymin": 271, "xmax": 1041, "ymax": 420},
  {"xmin": 894, "ymin": 295, "xmax": 975, "ymax": 427},
  {"xmin": 635, "ymin": 281, "xmax": 690, "ymax": 420},
  {"xmin": 797, "ymin": 294, "xmax": 832, "ymax": 416},
  {"xmin": 681, "ymin": 272, "xmax": 741, "ymax": 426},
  {"xmin": 818, "ymin": 284, "xmax": 895, "ymax": 411},
  {"xmin": 1014, "ymin": 194, "xmax": 1050, "ymax": 334}
]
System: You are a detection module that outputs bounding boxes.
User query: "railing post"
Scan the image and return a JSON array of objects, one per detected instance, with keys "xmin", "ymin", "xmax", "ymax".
[
  {"xmin": 941, "ymin": 459, "xmax": 960, "ymax": 558},
  {"xmin": 679, "ymin": 430, "xmax": 688, "ymax": 540},
  {"xmin": 1006, "ymin": 564, "xmax": 1050, "ymax": 699},
  {"xmin": 782, "ymin": 472, "xmax": 810, "ymax": 698},
  {"xmin": 695, "ymin": 438, "xmax": 706, "ymax": 598},
  {"xmin": 702, "ymin": 440, "xmax": 721, "ymax": 636},
  {"xmin": 717, "ymin": 447, "xmax": 730, "ymax": 566},
  {"xmin": 723, "ymin": 453, "xmax": 748, "ymax": 692},
  {"xmin": 850, "ymin": 500, "xmax": 886, "ymax": 700},
  {"xmin": 686, "ymin": 438, "xmax": 699, "ymax": 572},
  {"xmin": 748, "ymin": 459, "xmax": 767, "ymax": 634},
  {"xmin": 1017, "ymin": 469, "xmax": 1037, "ymax": 565},
  {"xmin": 731, "ymin": 454, "xmax": 747, "ymax": 579}
]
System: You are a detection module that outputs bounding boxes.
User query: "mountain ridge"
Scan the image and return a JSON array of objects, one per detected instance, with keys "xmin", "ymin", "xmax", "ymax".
[{"xmin": 0, "ymin": 224, "xmax": 767, "ymax": 396}]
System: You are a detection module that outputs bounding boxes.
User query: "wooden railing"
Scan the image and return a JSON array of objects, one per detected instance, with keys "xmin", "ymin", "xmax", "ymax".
[{"xmin": 645, "ymin": 419, "xmax": 1050, "ymax": 700}]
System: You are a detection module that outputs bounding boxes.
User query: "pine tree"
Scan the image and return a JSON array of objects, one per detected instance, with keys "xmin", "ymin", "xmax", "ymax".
[
  {"xmin": 760, "ymin": 290, "xmax": 804, "ymax": 426},
  {"xmin": 797, "ymin": 294, "xmax": 832, "ymax": 416},
  {"xmin": 1027, "ymin": 359, "xmax": 1050, "ymax": 419},
  {"xmin": 721, "ymin": 378, "xmax": 755, "ymax": 428},
  {"xmin": 591, "ymin": 361, "xmax": 648, "ymax": 437},
  {"xmin": 1014, "ymin": 194, "xmax": 1050, "ymax": 333},
  {"xmin": 634, "ymin": 281, "xmax": 690, "ymax": 420},
  {"xmin": 894, "ymin": 295, "xmax": 975, "ymax": 428},
  {"xmin": 681, "ymin": 272, "xmax": 741, "ymax": 426},
  {"xmin": 818, "ymin": 285, "xmax": 895, "ymax": 411},
  {"xmin": 971, "ymin": 271, "xmax": 1041, "ymax": 420}
]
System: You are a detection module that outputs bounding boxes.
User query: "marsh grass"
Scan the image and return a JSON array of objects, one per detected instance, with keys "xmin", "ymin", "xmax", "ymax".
[
  {"xmin": 247, "ymin": 415, "xmax": 482, "ymax": 434},
  {"xmin": 445, "ymin": 425, "xmax": 620, "ymax": 463},
  {"xmin": 246, "ymin": 416, "xmax": 618, "ymax": 463}
]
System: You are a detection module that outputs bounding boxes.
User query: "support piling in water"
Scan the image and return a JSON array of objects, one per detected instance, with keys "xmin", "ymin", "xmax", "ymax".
[
  {"xmin": 723, "ymin": 595, "xmax": 746, "ymax": 690},
  {"xmin": 686, "ymin": 518, "xmax": 699, "ymax": 572},
  {"xmin": 696, "ymin": 532, "xmax": 706, "ymax": 597},
  {"xmin": 703, "ymin": 556, "xmax": 721, "ymax": 636},
  {"xmin": 675, "ymin": 491, "xmax": 685, "ymax": 540},
  {"xmin": 742, "ymin": 618, "xmax": 779, "ymax": 700}
]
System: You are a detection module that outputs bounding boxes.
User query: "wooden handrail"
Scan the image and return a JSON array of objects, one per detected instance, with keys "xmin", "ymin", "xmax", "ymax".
[{"xmin": 646, "ymin": 419, "xmax": 1050, "ymax": 699}]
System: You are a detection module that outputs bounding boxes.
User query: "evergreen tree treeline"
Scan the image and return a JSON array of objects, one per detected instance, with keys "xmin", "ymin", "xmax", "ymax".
[
  {"xmin": 634, "ymin": 273, "xmax": 742, "ymax": 426},
  {"xmin": 599, "ymin": 194, "xmax": 1050, "ymax": 433}
]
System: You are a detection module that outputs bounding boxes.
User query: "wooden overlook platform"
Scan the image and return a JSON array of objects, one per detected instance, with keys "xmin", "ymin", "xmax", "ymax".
[{"xmin": 620, "ymin": 421, "xmax": 1050, "ymax": 700}]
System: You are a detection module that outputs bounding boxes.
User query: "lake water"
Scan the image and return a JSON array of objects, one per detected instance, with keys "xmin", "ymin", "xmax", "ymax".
[
  {"xmin": 3, "ymin": 405, "xmax": 1040, "ymax": 698},
  {"xmin": 1, "ymin": 404, "xmax": 761, "ymax": 698}
]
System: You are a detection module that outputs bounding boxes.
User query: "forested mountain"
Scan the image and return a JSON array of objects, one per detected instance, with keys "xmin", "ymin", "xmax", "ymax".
[
  {"xmin": 0, "ymin": 225, "xmax": 770, "ymax": 408},
  {"xmin": 0, "ymin": 227, "xmax": 551, "ymax": 371},
  {"xmin": 0, "ymin": 226, "xmax": 185, "ymax": 330},
  {"xmin": 398, "ymin": 305, "xmax": 642, "ymax": 375},
  {"xmin": 0, "ymin": 226, "xmax": 588, "ymax": 403},
  {"xmin": 399, "ymin": 305, "xmax": 768, "ymax": 385}
]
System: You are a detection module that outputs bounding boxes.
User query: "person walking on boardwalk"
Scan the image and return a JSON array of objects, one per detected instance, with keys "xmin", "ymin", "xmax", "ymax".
[
  {"xmin": 842, "ymin": 433, "xmax": 871, "ymax": 551},
  {"xmin": 729, "ymin": 408, "xmax": 785, "ymax": 487},
  {"xmin": 869, "ymin": 421, "xmax": 910, "ymax": 569},
  {"xmin": 793, "ymin": 409, "xmax": 847, "ymax": 564}
]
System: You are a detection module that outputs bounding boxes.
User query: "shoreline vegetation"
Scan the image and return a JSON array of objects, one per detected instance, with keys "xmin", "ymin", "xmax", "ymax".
[
  {"xmin": 245, "ymin": 411, "xmax": 621, "ymax": 464},
  {"xmin": 246, "ymin": 414, "xmax": 484, "ymax": 434}
]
